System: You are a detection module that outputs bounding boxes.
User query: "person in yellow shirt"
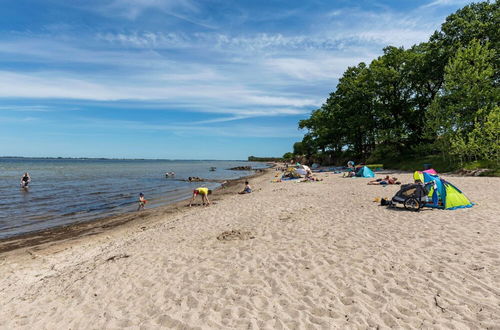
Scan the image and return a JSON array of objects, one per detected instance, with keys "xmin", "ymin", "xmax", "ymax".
[{"xmin": 189, "ymin": 187, "xmax": 212, "ymax": 207}]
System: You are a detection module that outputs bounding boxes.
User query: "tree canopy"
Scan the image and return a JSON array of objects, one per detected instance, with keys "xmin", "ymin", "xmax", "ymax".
[{"xmin": 294, "ymin": 1, "xmax": 499, "ymax": 168}]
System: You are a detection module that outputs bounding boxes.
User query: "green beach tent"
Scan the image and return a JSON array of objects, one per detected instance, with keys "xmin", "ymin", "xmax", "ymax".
[{"xmin": 413, "ymin": 170, "xmax": 474, "ymax": 210}]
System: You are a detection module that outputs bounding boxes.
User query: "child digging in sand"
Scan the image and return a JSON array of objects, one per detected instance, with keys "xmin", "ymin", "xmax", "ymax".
[
  {"xmin": 189, "ymin": 187, "xmax": 212, "ymax": 207},
  {"xmin": 239, "ymin": 181, "xmax": 252, "ymax": 194}
]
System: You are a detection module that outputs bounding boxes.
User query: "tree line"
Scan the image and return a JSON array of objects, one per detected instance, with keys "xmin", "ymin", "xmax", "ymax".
[{"xmin": 291, "ymin": 1, "xmax": 499, "ymax": 169}]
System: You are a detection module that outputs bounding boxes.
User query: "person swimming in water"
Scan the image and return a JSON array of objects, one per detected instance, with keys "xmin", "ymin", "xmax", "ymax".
[
  {"xmin": 20, "ymin": 172, "xmax": 31, "ymax": 188},
  {"xmin": 189, "ymin": 187, "xmax": 212, "ymax": 207}
]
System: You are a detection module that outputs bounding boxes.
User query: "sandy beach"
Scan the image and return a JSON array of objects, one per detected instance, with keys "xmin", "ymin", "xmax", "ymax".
[{"xmin": 1, "ymin": 169, "xmax": 499, "ymax": 329}]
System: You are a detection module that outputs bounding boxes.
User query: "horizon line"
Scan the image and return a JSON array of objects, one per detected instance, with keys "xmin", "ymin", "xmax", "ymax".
[{"xmin": 0, "ymin": 156, "xmax": 255, "ymax": 162}]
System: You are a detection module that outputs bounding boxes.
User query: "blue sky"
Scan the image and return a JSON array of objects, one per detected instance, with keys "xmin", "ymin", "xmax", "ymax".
[{"xmin": 0, "ymin": 0, "xmax": 472, "ymax": 159}]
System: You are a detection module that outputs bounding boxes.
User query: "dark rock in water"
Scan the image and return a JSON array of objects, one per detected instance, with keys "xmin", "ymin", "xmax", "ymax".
[{"xmin": 229, "ymin": 166, "xmax": 252, "ymax": 171}]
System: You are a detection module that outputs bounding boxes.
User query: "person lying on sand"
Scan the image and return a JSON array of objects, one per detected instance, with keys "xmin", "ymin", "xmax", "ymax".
[
  {"xmin": 238, "ymin": 181, "xmax": 252, "ymax": 194},
  {"xmin": 188, "ymin": 177, "xmax": 204, "ymax": 182},
  {"xmin": 305, "ymin": 175, "xmax": 323, "ymax": 182},
  {"xmin": 189, "ymin": 187, "xmax": 212, "ymax": 206},
  {"xmin": 368, "ymin": 176, "xmax": 400, "ymax": 185}
]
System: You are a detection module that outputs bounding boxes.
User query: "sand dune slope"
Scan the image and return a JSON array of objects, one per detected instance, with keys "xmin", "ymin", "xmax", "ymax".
[{"xmin": 1, "ymin": 171, "xmax": 499, "ymax": 329}]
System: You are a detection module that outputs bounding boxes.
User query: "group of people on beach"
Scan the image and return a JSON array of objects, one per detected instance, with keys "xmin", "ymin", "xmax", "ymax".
[
  {"xmin": 186, "ymin": 181, "xmax": 252, "ymax": 207},
  {"xmin": 139, "ymin": 180, "xmax": 252, "ymax": 211},
  {"xmin": 18, "ymin": 170, "xmax": 252, "ymax": 213}
]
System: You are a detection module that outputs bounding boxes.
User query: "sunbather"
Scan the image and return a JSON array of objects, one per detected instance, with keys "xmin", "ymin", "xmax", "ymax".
[{"xmin": 368, "ymin": 176, "xmax": 400, "ymax": 185}]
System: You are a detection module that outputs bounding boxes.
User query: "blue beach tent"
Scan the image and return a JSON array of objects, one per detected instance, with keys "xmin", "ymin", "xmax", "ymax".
[{"xmin": 356, "ymin": 166, "xmax": 375, "ymax": 178}]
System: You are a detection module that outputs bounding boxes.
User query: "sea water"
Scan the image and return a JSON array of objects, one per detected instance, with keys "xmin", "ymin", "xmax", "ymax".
[{"xmin": 0, "ymin": 158, "xmax": 267, "ymax": 239}]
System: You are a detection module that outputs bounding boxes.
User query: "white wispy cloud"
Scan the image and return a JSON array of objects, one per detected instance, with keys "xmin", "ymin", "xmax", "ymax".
[
  {"xmin": 88, "ymin": 0, "xmax": 198, "ymax": 19},
  {"xmin": 0, "ymin": 1, "xmax": 462, "ymax": 123},
  {"xmin": 0, "ymin": 105, "xmax": 51, "ymax": 112},
  {"xmin": 73, "ymin": 117, "xmax": 303, "ymax": 138},
  {"xmin": 264, "ymin": 55, "xmax": 373, "ymax": 81},
  {"xmin": 0, "ymin": 115, "xmax": 41, "ymax": 123},
  {"xmin": 77, "ymin": 0, "xmax": 218, "ymax": 29},
  {"xmin": 0, "ymin": 70, "xmax": 318, "ymax": 113},
  {"xmin": 319, "ymin": 8, "xmax": 442, "ymax": 48},
  {"xmin": 422, "ymin": 0, "xmax": 472, "ymax": 8}
]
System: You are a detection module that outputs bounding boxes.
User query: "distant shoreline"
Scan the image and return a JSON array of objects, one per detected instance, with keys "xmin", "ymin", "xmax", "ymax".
[{"xmin": 0, "ymin": 156, "xmax": 249, "ymax": 161}]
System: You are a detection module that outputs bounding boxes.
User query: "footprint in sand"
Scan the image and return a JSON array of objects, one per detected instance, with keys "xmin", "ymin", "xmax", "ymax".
[{"xmin": 217, "ymin": 230, "xmax": 255, "ymax": 241}]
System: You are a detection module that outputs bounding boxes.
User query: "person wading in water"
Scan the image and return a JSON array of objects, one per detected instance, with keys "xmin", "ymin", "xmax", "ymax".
[{"xmin": 20, "ymin": 172, "xmax": 31, "ymax": 189}]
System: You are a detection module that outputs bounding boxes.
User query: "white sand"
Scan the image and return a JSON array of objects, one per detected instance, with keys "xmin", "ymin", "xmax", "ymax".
[{"xmin": 1, "ymin": 170, "xmax": 499, "ymax": 329}]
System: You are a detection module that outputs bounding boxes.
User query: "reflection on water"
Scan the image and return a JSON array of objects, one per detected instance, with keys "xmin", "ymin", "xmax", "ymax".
[{"xmin": 0, "ymin": 158, "xmax": 267, "ymax": 239}]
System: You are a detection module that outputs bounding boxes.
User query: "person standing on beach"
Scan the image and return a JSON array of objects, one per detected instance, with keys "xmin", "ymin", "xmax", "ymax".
[
  {"xmin": 20, "ymin": 172, "xmax": 31, "ymax": 188},
  {"xmin": 137, "ymin": 193, "xmax": 147, "ymax": 211},
  {"xmin": 189, "ymin": 187, "xmax": 212, "ymax": 207}
]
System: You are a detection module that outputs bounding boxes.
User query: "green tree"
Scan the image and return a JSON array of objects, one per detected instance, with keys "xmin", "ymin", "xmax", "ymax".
[
  {"xmin": 431, "ymin": 1, "xmax": 500, "ymax": 81},
  {"xmin": 282, "ymin": 152, "xmax": 294, "ymax": 161},
  {"xmin": 294, "ymin": 1, "xmax": 500, "ymax": 168},
  {"xmin": 428, "ymin": 39, "xmax": 499, "ymax": 162},
  {"xmin": 292, "ymin": 141, "xmax": 306, "ymax": 155},
  {"xmin": 467, "ymin": 106, "xmax": 500, "ymax": 163}
]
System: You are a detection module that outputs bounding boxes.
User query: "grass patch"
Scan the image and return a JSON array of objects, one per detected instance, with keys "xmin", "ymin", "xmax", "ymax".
[
  {"xmin": 381, "ymin": 156, "xmax": 500, "ymax": 176},
  {"xmin": 462, "ymin": 160, "xmax": 499, "ymax": 170},
  {"xmin": 384, "ymin": 155, "xmax": 458, "ymax": 172},
  {"xmin": 365, "ymin": 164, "xmax": 384, "ymax": 170},
  {"xmin": 478, "ymin": 169, "xmax": 500, "ymax": 177}
]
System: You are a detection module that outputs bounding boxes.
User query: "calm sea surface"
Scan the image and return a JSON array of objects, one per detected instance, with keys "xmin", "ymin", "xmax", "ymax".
[{"xmin": 0, "ymin": 158, "xmax": 267, "ymax": 239}]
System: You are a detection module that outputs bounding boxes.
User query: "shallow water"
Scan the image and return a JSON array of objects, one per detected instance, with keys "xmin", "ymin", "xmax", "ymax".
[{"xmin": 0, "ymin": 158, "xmax": 266, "ymax": 239}]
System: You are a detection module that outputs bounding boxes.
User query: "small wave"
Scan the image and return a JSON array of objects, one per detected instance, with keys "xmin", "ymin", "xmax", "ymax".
[{"xmin": 31, "ymin": 196, "xmax": 52, "ymax": 202}]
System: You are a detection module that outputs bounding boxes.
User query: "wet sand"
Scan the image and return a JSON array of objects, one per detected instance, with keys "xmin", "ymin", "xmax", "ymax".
[
  {"xmin": 1, "ymin": 169, "xmax": 499, "ymax": 328},
  {"xmin": 0, "ymin": 169, "xmax": 266, "ymax": 253}
]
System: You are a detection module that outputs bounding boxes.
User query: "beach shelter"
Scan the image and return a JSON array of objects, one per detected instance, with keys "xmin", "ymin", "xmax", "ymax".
[
  {"xmin": 297, "ymin": 164, "xmax": 311, "ymax": 171},
  {"xmin": 413, "ymin": 168, "xmax": 438, "ymax": 181},
  {"xmin": 412, "ymin": 170, "xmax": 474, "ymax": 210},
  {"xmin": 355, "ymin": 166, "xmax": 375, "ymax": 178},
  {"xmin": 295, "ymin": 164, "xmax": 312, "ymax": 176},
  {"xmin": 295, "ymin": 168, "xmax": 308, "ymax": 176}
]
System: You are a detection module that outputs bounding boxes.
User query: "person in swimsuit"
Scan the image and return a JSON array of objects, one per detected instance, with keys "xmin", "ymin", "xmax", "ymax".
[
  {"xmin": 20, "ymin": 172, "xmax": 31, "ymax": 188},
  {"xmin": 137, "ymin": 193, "xmax": 147, "ymax": 211},
  {"xmin": 368, "ymin": 176, "xmax": 400, "ymax": 185},
  {"xmin": 239, "ymin": 181, "xmax": 252, "ymax": 194},
  {"xmin": 189, "ymin": 187, "xmax": 212, "ymax": 206}
]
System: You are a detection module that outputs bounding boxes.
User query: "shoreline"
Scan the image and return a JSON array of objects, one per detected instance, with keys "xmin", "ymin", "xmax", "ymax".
[
  {"xmin": 0, "ymin": 168, "xmax": 271, "ymax": 254},
  {"xmin": 0, "ymin": 170, "xmax": 498, "ymax": 328}
]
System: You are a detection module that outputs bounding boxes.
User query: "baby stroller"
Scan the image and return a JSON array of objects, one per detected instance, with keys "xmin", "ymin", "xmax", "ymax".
[{"xmin": 390, "ymin": 183, "xmax": 431, "ymax": 211}]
